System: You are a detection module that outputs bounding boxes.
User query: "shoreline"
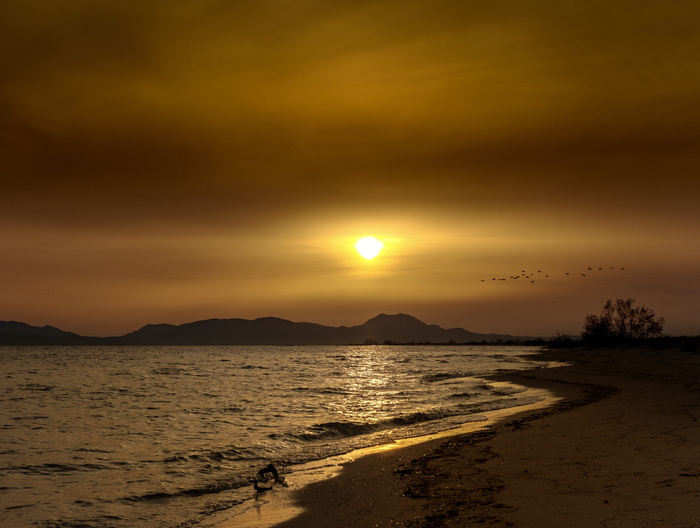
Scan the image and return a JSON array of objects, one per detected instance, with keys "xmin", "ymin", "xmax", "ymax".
[
  {"xmin": 269, "ymin": 361, "xmax": 606, "ymax": 528},
  {"xmin": 202, "ymin": 348, "xmax": 700, "ymax": 528},
  {"xmin": 202, "ymin": 381, "xmax": 567, "ymax": 528},
  {"xmin": 200, "ymin": 358, "xmax": 577, "ymax": 528},
  {"xmin": 204, "ymin": 345, "xmax": 700, "ymax": 527}
]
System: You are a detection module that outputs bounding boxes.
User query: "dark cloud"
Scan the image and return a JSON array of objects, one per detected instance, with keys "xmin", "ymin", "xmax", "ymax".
[{"xmin": 1, "ymin": 0, "xmax": 699, "ymax": 335}]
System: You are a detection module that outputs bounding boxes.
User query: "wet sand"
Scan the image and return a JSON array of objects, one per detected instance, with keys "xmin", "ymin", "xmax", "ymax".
[{"xmin": 211, "ymin": 344, "xmax": 700, "ymax": 528}]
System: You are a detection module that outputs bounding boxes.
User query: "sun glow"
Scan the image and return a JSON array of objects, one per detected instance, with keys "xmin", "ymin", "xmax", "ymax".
[{"xmin": 354, "ymin": 237, "xmax": 383, "ymax": 260}]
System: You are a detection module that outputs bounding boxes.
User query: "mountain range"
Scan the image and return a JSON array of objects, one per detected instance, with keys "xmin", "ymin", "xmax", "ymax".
[{"xmin": 0, "ymin": 313, "xmax": 535, "ymax": 346}]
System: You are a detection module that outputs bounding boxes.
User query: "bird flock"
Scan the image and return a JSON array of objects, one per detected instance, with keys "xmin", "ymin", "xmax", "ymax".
[{"xmin": 480, "ymin": 266, "xmax": 626, "ymax": 284}]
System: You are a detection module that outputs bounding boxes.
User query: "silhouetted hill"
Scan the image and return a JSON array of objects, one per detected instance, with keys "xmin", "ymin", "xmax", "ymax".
[
  {"xmin": 117, "ymin": 317, "xmax": 344, "ymax": 345},
  {"xmin": 123, "ymin": 323, "xmax": 176, "ymax": 339},
  {"xmin": 0, "ymin": 314, "xmax": 533, "ymax": 346},
  {"xmin": 0, "ymin": 321, "xmax": 89, "ymax": 345},
  {"xmin": 349, "ymin": 313, "xmax": 484, "ymax": 343}
]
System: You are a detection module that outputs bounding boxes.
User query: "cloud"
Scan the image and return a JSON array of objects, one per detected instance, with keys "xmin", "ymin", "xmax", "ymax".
[{"xmin": 1, "ymin": 0, "xmax": 699, "ymax": 335}]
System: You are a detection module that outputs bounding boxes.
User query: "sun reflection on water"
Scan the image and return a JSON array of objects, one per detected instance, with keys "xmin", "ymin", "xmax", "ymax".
[{"xmin": 326, "ymin": 346, "xmax": 407, "ymax": 423}]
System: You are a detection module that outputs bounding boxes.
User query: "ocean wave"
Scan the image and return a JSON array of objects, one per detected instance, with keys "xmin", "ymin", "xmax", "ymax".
[
  {"xmin": 289, "ymin": 395, "xmax": 543, "ymax": 443},
  {"xmin": 19, "ymin": 383, "xmax": 56, "ymax": 391},
  {"xmin": 492, "ymin": 386, "xmax": 527, "ymax": 396},
  {"xmin": 447, "ymin": 392, "xmax": 478, "ymax": 399},
  {"xmin": 122, "ymin": 478, "xmax": 251, "ymax": 502},
  {"xmin": 150, "ymin": 367, "xmax": 188, "ymax": 375},
  {"xmin": 291, "ymin": 387, "xmax": 351, "ymax": 395},
  {"xmin": 3, "ymin": 462, "xmax": 118, "ymax": 475},
  {"xmin": 455, "ymin": 395, "xmax": 542, "ymax": 414},
  {"xmin": 163, "ymin": 446, "xmax": 259, "ymax": 464},
  {"xmin": 421, "ymin": 372, "xmax": 472, "ymax": 383},
  {"xmin": 37, "ymin": 516, "xmax": 127, "ymax": 528},
  {"xmin": 287, "ymin": 411, "xmax": 450, "ymax": 441}
]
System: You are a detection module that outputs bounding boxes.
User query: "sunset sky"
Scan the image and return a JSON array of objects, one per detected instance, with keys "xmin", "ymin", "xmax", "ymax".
[{"xmin": 2, "ymin": 0, "xmax": 699, "ymax": 337}]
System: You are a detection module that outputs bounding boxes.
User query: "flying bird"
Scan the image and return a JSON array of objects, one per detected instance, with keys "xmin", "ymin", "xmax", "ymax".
[{"xmin": 480, "ymin": 264, "xmax": 627, "ymax": 284}]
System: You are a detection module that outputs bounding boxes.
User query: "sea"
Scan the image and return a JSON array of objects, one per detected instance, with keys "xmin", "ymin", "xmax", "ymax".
[{"xmin": 0, "ymin": 344, "xmax": 553, "ymax": 528}]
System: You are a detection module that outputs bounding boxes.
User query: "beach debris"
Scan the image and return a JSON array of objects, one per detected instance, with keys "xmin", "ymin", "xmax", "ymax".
[{"xmin": 253, "ymin": 463, "xmax": 287, "ymax": 493}]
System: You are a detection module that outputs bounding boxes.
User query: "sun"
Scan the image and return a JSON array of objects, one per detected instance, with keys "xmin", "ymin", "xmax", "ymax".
[{"xmin": 354, "ymin": 237, "xmax": 383, "ymax": 260}]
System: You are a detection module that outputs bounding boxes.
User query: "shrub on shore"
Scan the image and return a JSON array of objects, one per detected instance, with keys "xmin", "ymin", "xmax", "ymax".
[{"xmin": 581, "ymin": 298, "xmax": 665, "ymax": 345}]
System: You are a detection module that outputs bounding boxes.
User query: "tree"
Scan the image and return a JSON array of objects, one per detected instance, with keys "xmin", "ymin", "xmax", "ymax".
[{"xmin": 582, "ymin": 298, "xmax": 665, "ymax": 343}]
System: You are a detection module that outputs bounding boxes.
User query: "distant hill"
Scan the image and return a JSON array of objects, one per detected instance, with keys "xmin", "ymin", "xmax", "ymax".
[
  {"xmin": 0, "ymin": 314, "xmax": 534, "ymax": 346},
  {"xmin": 0, "ymin": 321, "xmax": 89, "ymax": 345}
]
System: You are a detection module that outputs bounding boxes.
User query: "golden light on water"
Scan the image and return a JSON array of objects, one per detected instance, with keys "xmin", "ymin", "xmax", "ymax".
[
  {"xmin": 355, "ymin": 237, "xmax": 383, "ymax": 260},
  {"xmin": 330, "ymin": 346, "xmax": 397, "ymax": 423}
]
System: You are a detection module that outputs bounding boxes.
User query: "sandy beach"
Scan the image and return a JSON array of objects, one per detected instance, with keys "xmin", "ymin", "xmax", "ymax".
[{"xmin": 212, "ymin": 344, "xmax": 700, "ymax": 528}]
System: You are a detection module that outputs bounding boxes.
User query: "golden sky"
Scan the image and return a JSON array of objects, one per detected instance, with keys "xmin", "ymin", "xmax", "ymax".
[{"xmin": 2, "ymin": 0, "xmax": 699, "ymax": 337}]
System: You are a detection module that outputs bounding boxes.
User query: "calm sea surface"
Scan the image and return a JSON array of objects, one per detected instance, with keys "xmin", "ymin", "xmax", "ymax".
[{"xmin": 0, "ymin": 345, "xmax": 551, "ymax": 528}]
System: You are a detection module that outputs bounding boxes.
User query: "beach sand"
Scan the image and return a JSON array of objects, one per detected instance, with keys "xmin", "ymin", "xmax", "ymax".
[{"xmin": 212, "ymin": 344, "xmax": 700, "ymax": 528}]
